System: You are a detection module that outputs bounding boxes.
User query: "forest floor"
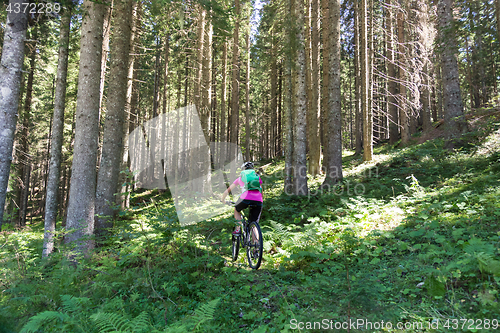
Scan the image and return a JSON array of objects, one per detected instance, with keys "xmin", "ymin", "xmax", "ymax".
[{"xmin": 1, "ymin": 114, "xmax": 500, "ymax": 332}]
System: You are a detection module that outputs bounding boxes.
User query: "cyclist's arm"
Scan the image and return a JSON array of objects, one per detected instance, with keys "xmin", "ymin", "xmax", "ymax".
[{"xmin": 221, "ymin": 183, "xmax": 237, "ymax": 202}]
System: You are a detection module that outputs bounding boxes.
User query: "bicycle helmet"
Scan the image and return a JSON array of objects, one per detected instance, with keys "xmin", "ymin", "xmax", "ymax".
[{"xmin": 241, "ymin": 161, "xmax": 254, "ymax": 170}]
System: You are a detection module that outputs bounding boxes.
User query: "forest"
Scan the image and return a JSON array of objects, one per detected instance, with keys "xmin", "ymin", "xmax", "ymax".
[{"xmin": 0, "ymin": 0, "xmax": 500, "ymax": 331}]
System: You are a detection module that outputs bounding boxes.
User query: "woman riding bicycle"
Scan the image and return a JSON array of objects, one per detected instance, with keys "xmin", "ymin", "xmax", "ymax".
[{"xmin": 220, "ymin": 162, "xmax": 263, "ymax": 235}]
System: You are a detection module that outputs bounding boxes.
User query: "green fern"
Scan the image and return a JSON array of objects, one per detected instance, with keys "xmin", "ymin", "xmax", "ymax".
[
  {"xmin": 164, "ymin": 298, "xmax": 220, "ymax": 332},
  {"xmin": 476, "ymin": 252, "xmax": 500, "ymax": 277},
  {"xmin": 192, "ymin": 298, "xmax": 220, "ymax": 330},
  {"xmin": 20, "ymin": 311, "xmax": 70, "ymax": 333},
  {"xmin": 91, "ymin": 311, "xmax": 152, "ymax": 333},
  {"xmin": 60, "ymin": 295, "xmax": 91, "ymax": 314},
  {"xmin": 91, "ymin": 312, "xmax": 132, "ymax": 332}
]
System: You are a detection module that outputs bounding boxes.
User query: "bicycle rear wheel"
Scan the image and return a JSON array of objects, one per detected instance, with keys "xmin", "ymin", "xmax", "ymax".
[
  {"xmin": 231, "ymin": 234, "xmax": 240, "ymax": 261},
  {"xmin": 246, "ymin": 221, "xmax": 263, "ymax": 269}
]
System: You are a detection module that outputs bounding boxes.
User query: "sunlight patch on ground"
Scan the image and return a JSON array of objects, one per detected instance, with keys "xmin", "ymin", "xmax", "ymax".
[
  {"xmin": 344, "ymin": 153, "xmax": 393, "ymax": 178},
  {"xmin": 476, "ymin": 127, "xmax": 500, "ymax": 156},
  {"xmin": 356, "ymin": 204, "xmax": 406, "ymax": 237}
]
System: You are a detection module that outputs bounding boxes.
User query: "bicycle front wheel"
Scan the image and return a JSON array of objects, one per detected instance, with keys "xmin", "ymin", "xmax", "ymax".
[
  {"xmin": 246, "ymin": 222, "xmax": 263, "ymax": 269},
  {"xmin": 231, "ymin": 234, "xmax": 240, "ymax": 261}
]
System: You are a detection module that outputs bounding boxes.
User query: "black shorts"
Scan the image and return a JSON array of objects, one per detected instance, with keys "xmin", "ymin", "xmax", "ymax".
[{"xmin": 235, "ymin": 199, "xmax": 263, "ymax": 223}]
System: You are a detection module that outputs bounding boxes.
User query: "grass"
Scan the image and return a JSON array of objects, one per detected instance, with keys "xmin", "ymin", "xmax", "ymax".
[{"xmin": 1, "ymin": 119, "xmax": 500, "ymax": 332}]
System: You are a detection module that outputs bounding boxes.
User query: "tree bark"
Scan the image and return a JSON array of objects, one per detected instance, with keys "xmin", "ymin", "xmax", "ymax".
[
  {"xmin": 308, "ymin": 0, "xmax": 321, "ymax": 176},
  {"xmin": 230, "ymin": 0, "xmax": 240, "ymax": 166},
  {"xmin": 245, "ymin": 31, "xmax": 251, "ymax": 161},
  {"xmin": 0, "ymin": 1, "xmax": 28, "ymax": 229},
  {"xmin": 95, "ymin": 0, "xmax": 133, "ymax": 241},
  {"xmin": 43, "ymin": 6, "xmax": 72, "ymax": 257},
  {"xmin": 18, "ymin": 27, "xmax": 37, "ymax": 227},
  {"xmin": 321, "ymin": 0, "xmax": 330, "ymax": 166},
  {"xmin": 322, "ymin": 0, "xmax": 342, "ymax": 187},
  {"xmin": 437, "ymin": 0, "xmax": 466, "ymax": 138},
  {"xmin": 220, "ymin": 39, "xmax": 228, "ymax": 165},
  {"xmin": 354, "ymin": 0, "xmax": 362, "ymax": 154},
  {"xmin": 293, "ymin": 0, "xmax": 309, "ymax": 196},
  {"xmin": 397, "ymin": 7, "xmax": 409, "ymax": 144},
  {"xmin": 386, "ymin": 0, "xmax": 398, "ymax": 144},
  {"xmin": 496, "ymin": 0, "xmax": 500, "ymax": 51},
  {"xmin": 65, "ymin": 0, "xmax": 108, "ymax": 255},
  {"xmin": 361, "ymin": 0, "xmax": 372, "ymax": 160}
]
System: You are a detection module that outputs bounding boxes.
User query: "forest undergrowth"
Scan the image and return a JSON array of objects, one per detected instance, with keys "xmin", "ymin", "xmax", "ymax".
[{"xmin": 1, "ymin": 116, "xmax": 500, "ymax": 332}]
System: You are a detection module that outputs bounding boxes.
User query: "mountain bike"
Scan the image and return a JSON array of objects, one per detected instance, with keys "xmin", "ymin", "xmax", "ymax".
[{"xmin": 226, "ymin": 201, "xmax": 263, "ymax": 270}]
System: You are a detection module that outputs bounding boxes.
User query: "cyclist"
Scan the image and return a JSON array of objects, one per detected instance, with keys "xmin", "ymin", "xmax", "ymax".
[{"xmin": 220, "ymin": 162, "xmax": 263, "ymax": 235}]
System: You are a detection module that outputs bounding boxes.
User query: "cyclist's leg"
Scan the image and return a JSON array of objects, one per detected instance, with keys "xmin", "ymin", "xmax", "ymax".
[
  {"xmin": 233, "ymin": 200, "xmax": 249, "ymax": 233},
  {"xmin": 248, "ymin": 202, "xmax": 263, "ymax": 241}
]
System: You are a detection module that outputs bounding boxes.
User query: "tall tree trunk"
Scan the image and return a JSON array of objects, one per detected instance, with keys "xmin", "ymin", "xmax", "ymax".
[
  {"xmin": 361, "ymin": 0, "xmax": 372, "ymax": 160},
  {"xmin": 284, "ymin": 0, "xmax": 294, "ymax": 193},
  {"xmin": 354, "ymin": 0, "xmax": 362, "ymax": 154},
  {"xmin": 322, "ymin": 0, "xmax": 342, "ymax": 187},
  {"xmin": 163, "ymin": 35, "xmax": 170, "ymax": 115},
  {"xmin": 95, "ymin": 0, "xmax": 133, "ymax": 241},
  {"xmin": 437, "ymin": 0, "xmax": 466, "ymax": 138},
  {"xmin": 397, "ymin": 7, "xmax": 409, "ymax": 144},
  {"xmin": 19, "ymin": 28, "xmax": 37, "ymax": 227},
  {"xmin": 321, "ymin": 0, "xmax": 330, "ymax": 167},
  {"xmin": 496, "ymin": 0, "xmax": 500, "ymax": 51},
  {"xmin": 245, "ymin": 32, "xmax": 251, "ymax": 161},
  {"xmin": 201, "ymin": 14, "xmax": 212, "ymax": 142},
  {"xmin": 270, "ymin": 32, "xmax": 277, "ymax": 160},
  {"xmin": 418, "ymin": 0, "xmax": 433, "ymax": 133},
  {"xmin": 99, "ymin": 2, "xmax": 113, "ymax": 113},
  {"xmin": 230, "ymin": 0, "xmax": 240, "ymax": 167},
  {"xmin": 0, "ymin": 1, "xmax": 28, "ymax": 228},
  {"xmin": 386, "ymin": 0, "xmax": 398, "ymax": 144},
  {"xmin": 65, "ymin": 0, "xmax": 108, "ymax": 255},
  {"xmin": 43, "ymin": 6, "xmax": 72, "ymax": 257},
  {"xmin": 120, "ymin": 0, "xmax": 138, "ymax": 209},
  {"xmin": 293, "ymin": 0, "xmax": 309, "ymax": 196},
  {"xmin": 201, "ymin": 14, "xmax": 212, "ymax": 193},
  {"xmin": 277, "ymin": 64, "xmax": 283, "ymax": 155},
  {"xmin": 308, "ymin": 0, "xmax": 321, "ymax": 176},
  {"xmin": 220, "ymin": 39, "xmax": 228, "ymax": 165}
]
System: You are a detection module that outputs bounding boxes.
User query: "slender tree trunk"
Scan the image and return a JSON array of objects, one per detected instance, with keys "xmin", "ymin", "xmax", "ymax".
[
  {"xmin": 19, "ymin": 28, "xmax": 37, "ymax": 227},
  {"xmin": 220, "ymin": 39, "xmax": 228, "ymax": 165},
  {"xmin": 245, "ymin": 32, "xmax": 251, "ymax": 161},
  {"xmin": 0, "ymin": 1, "xmax": 28, "ymax": 228},
  {"xmin": 308, "ymin": 0, "xmax": 321, "ymax": 176},
  {"xmin": 321, "ymin": 0, "xmax": 330, "ymax": 167},
  {"xmin": 397, "ymin": 7, "xmax": 409, "ymax": 144},
  {"xmin": 162, "ymin": 34, "xmax": 170, "ymax": 115},
  {"xmin": 496, "ymin": 0, "xmax": 500, "ymax": 55},
  {"xmin": 95, "ymin": 0, "xmax": 133, "ymax": 241},
  {"xmin": 65, "ymin": 0, "xmax": 108, "ymax": 255},
  {"xmin": 437, "ymin": 0, "xmax": 466, "ymax": 138},
  {"xmin": 270, "ymin": 33, "xmax": 277, "ymax": 159},
  {"xmin": 284, "ymin": 0, "xmax": 294, "ymax": 193},
  {"xmin": 277, "ymin": 64, "xmax": 283, "ymax": 155},
  {"xmin": 293, "ymin": 0, "xmax": 309, "ymax": 196},
  {"xmin": 120, "ymin": 0, "xmax": 138, "ymax": 209},
  {"xmin": 43, "ymin": 7, "xmax": 72, "ymax": 257},
  {"xmin": 418, "ymin": 0, "xmax": 433, "ymax": 133},
  {"xmin": 387, "ymin": 0, "xmax": 398, "ymax": 144},
  {"xmin": 354, "ymin": 0, "xmax": 362, "ymax": 154},
  {"xmin": 230, "ymin": 0, "xmax": 240, "ymax": 165},
  {"xmin": 322, "ymin": 0, "xmax": 342, "ymax": 187},
  {"xmin": 201, "ymin": 14, "xmax": 212, "ymax": 141},
  {"xmin": 99, "ymin": 2, "xmax": 113, "ymax": 113},
  {"xmin": 361, "ymin": 0, "xmax": 372, "ymax": 160}
]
